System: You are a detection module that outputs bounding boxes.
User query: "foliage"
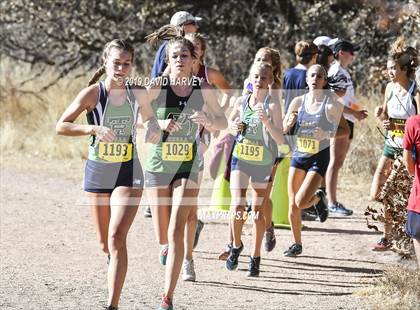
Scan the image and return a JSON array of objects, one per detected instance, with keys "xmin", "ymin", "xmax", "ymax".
[
  {"xmin": 365, "ymin": 157, "xmax": 414, "ymax": 256},
  {"xmin": 1, "ymin": 0, "xmax": 418, "ymax": 92}
]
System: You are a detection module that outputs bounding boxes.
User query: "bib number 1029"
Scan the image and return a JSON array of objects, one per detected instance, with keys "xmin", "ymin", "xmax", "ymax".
[{"xmin": 162, "ymin": 142, "xmax": 193, "ymax": 161}]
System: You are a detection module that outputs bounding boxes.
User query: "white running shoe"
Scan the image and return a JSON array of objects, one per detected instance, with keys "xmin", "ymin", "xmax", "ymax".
[{"xmin": 182, "ymin": 259, "xmax": 196, "ymax": 282}]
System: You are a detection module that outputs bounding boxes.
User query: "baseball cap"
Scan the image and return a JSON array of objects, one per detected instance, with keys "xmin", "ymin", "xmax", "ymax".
[
  {"xmin": 313, "ymin": 36, "xmax": 332, "ymax": 47},
  {"xmin": 170, "ymin": 11, "xmax": 202, "ymax": 26},
  {"xmin": 332, "ymin": 39, "xmax": 360, "ymax": 54}
]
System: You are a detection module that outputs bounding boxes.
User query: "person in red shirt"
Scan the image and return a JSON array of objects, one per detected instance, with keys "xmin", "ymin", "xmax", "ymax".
[{"xmin": 402, "ymin": 114, "xmax": 420, "ymax": 268}]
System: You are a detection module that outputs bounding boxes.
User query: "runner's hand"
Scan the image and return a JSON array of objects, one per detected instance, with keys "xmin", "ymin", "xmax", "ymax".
[
  {"xmin": 285, "ymin": 112, "xmax": 298, "ymax": 128},
  {"xmin": 93, "ymin": 126, "xmax": 116, "ymax": 142},
  {"xmin": 189, "ymin": 110, "xmax": 212, "ymax": 127},
  {"xmin": 159, "ymin": 119, "xmax": 182, "ymax": 133},
  {"xmin": 255, "ymin": 104, "xmax": 269, "ymax": 124},
  {"xmin": 353, "ymin": 109, "xmax": 368, "ymax": 121},
  {"xmin": 230, "ymin": 116, "xmax": 242, "ymax": 131},
  {"xmin": 374, "ymin": 106, "xmax": 383, "ymax": 118},
  {"xmin": 145, "ymin": 120, "xmax": 161, "ymax": 144},
  {"xmin": 382, "ymin": 119, "xmax": 395, "ymax": 131}
]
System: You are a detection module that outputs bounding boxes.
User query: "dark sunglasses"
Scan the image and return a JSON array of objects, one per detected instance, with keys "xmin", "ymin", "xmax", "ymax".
[{"xmin": 182, "ymin": 21, "xmax": 197, "ymax": 27}]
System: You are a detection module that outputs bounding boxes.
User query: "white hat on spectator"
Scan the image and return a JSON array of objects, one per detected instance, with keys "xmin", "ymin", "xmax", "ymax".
[
  {"xmin": 170, "ymin": 11, "xmax": 202, "ymax": 26},
  {"xmin": 313, "ymin": 36, "xmax": 332, "ymax": 47}
]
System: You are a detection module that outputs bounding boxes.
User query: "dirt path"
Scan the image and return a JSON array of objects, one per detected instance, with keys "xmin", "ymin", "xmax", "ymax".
[{"xmin": 0, "ymin": 160, "xmax": 414, "ymax": 310}]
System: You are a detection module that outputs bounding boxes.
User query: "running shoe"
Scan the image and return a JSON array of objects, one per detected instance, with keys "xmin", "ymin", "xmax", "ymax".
[
  {"xmin": 182, "ymin": 259, "xmax": 196, "ymax": 282},
  {"xmin": 372, "ymin": 237, "xmax": 392, "ymax": 251},
  {"xmin": 328, "ymin": 202, "xmax": 353, "ymax": 216},
  {"xmin": 144, "ymin": 205, "xmax": 152, "ymax": 218},
  {"xmin": 193, "ymin": 220, "xmax": 205, "ymax": 249},
  {"xmin": 283, "ymin": 243, "xmax": 303, "ymax": 257},
  {"xmin": 301, "ymin": 208, "xmax": 318, "ymax": 221},
  {"xmin": 159, "ymin": 244, "xmax": 169, "ymax": 266},
  {"xmin": 158, "ymin": 295, "xmax": 173, "ymax": 310},
  {"xmin": 314, "ymin": 189, "xmax": 329, "ymax": 222},
  {"xmin": 218, "ymin": 243, "xmax": 232, "ymax": 261},
  {"xmin": 264, "ymin": 222, "xmax": 276, "ymax": 252},
  {"xmin": 247, "ymin": 256, "xmax": 261, "ymax": 277},
  {"xmin": 104, "ymin": 306, "xmax": 118, "ymax": 310},
  {"xmin": 226, "ymin": 242, "xmax": 243, "ymax": 271}
]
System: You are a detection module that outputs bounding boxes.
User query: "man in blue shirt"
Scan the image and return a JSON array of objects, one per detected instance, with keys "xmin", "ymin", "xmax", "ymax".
[{"xmin": 283, "ymin": 41, "xmax": 318, "ymax": 113}]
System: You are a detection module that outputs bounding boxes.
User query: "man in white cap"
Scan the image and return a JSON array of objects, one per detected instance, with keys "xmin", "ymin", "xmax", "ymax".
[{"xmin": 150, "ymin": 11, "xmax": 201, "ymax": 78}]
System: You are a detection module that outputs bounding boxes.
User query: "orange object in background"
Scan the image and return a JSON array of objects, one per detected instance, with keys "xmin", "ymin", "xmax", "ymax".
[{"xmin": 350, "ymin": 102, "xmax": 363, "ymax": 111}]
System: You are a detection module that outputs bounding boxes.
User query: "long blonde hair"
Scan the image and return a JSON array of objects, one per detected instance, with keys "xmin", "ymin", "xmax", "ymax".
[
  {"xmin": 256, "ymin": 47, "xmax": 282, "ymax": 88},
  {"xmin": 87, "ymin": 39, "xmax": 134, "ymax": 86}
]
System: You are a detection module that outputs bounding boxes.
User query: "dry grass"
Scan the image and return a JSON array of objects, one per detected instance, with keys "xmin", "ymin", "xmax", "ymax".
[
  {"xmin": 357, "ymin": 267, "xmax": 420, "ymax": 310},
  {"xmin": 0, "ymin": 58, "xmax": 93, "ymax": 160}
]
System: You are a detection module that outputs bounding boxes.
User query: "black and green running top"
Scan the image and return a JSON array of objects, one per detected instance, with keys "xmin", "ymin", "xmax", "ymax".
[
  {"xmin": 232, "ymin": 94, "xmax": 274, "ymax": 166},
  {"xmin": 145, "ymin": 76, "xmax": 205, "ymax": 174},
  {"xmin": 87, "ymin": 81, "xmax": 139, "ymax": 163}
]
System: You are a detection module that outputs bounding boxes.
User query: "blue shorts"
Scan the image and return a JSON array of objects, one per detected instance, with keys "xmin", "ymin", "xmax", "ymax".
[
  {"xmin": 291, "ymin": 147, "xmax": 330, "ymax": 177},
  {"xmin": 84, "ymin": 158, "xmax": 144, "ymax": 193},
  {"xmin": 231, "ymin": 157, "xmax": 273, "ymax": 183},
  {"xmin": 405, "ymin": 210, "xmax": 420, "ymax": 240}
]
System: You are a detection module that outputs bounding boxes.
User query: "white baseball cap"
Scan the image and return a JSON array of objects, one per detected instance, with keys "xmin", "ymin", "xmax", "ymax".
[
  {"xmin": 170, "ymin": 11, "xmax": 202, "ymax": 26},
  {"xmin": 313, "ymin": 36, "xmax": 332, "ymax": 47},
  {"xmin": 328, "ymin": 38, "xmax": 339, "ymax": 47}
]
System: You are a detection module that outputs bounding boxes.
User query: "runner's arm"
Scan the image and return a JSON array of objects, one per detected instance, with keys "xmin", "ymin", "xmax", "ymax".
[
  {"xmin": 227, "ymin": 97, "xmax": 242, "ymax": 132},
  {"xmin": 403, "ymin": 148, "xmax": 415, "ymax": 175},
  {"xmin": 375, "ymin": 83, "xmax": 391, "ymax": 121},
  {"xmin": 283, "ymin": 96, "xmax": 302, "ymax": 133},
  {"xmin": 200, "ymin": 82, "xmax": 228, "ymax": 131},
  {"xmin": 56, "ymin": 85, "xmax": 100, "ymax": 136},
  {"xmin": 207, "ymin": 68, "xmax": 232, "ymax": 112},
  {"xmin": 326, "ymin": 97, "xmax": 350, "ymax": 139},
  {"xmin": 264, "ymin": 102, "xmax": 284, "ymax": 145}
]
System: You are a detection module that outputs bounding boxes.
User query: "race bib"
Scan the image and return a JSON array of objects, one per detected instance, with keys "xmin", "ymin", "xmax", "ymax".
[
  {"xmin": 297, "ymin": 137, "xmax": 320, "ymax": 154},
  {"xmin": 98, "ymin": 142, "xmax": 133, "ymax": 162},
  {"xmin": 390, "ymin": 129, "xmax": 404, "ymax": 138},
  {"xmin": 162, "ymin": 142, "xmax": 193, "ymax": 161},
  {"xmin": 390, "ymin": 119, "xmax": 406, "ymax": 138},
  {"xmin": 237, "ymin": 143, "xmax": 264, "ymax": 161}
]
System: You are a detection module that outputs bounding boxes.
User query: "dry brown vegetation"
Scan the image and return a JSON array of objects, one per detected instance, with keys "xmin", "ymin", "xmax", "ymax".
[{"xmin": 358, "ymin": 267, "xmax": 420, "ymax": 310}]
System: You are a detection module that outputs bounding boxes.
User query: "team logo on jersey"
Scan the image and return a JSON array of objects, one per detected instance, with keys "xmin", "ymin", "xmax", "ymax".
[
  {"xmin": 244, "ymin": 117, "xmax": 260, "ymax": 137},
  {"xmin": 168, "ymin": 112, "xmax": 193, "ymax": 137},
  {"xmin": 108, "ymin": 117, "xmax": 131, "ymax": 136}
]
